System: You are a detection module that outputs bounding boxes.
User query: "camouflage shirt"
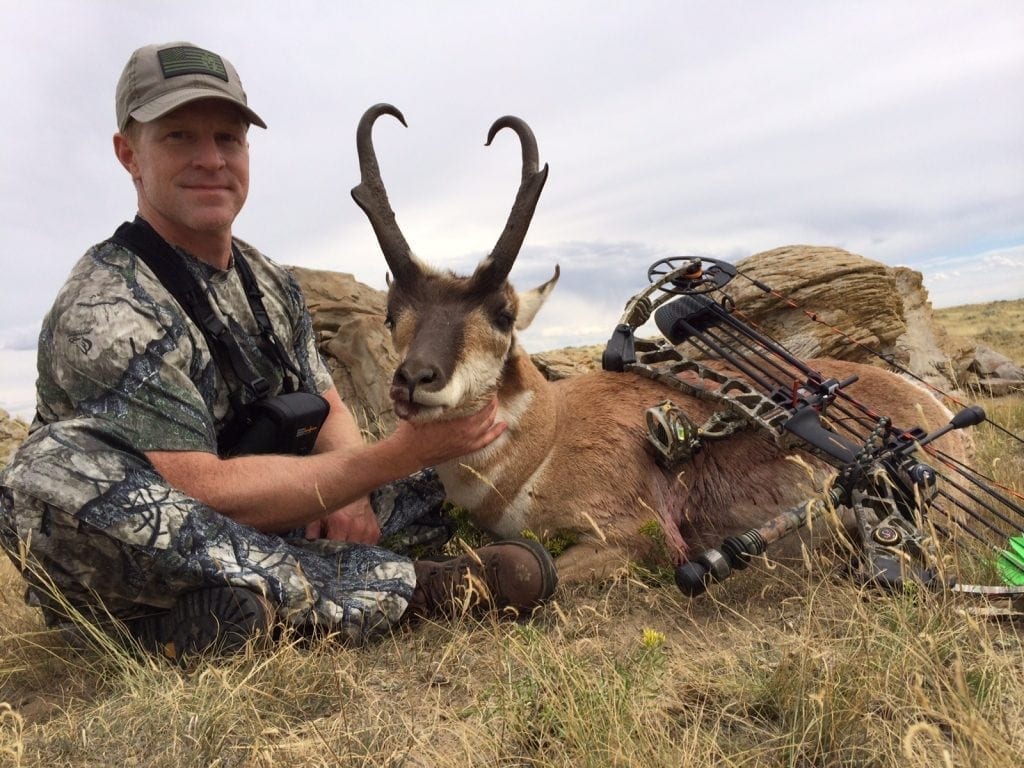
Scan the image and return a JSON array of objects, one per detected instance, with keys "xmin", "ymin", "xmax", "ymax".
[{"xmin": 33, "ymin": 228, "xmax": 333, "ymax": 453}]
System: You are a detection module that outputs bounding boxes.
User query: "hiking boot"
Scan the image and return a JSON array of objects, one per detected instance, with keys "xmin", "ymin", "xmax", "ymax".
[
  {"xmin": 127, "ymin": 586, "xmax": 273, "ymax": 663},
  {"xmin": 408, "ymin": 538, "xmax": 558, "ymax": 619}
]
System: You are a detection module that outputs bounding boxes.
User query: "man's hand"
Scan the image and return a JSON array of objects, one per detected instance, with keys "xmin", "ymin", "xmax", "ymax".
[
  {"xmin": 305, "ymin": 496, "xmax": 381, "ymax": 544},
  {"xmin": 388, "ymin": 397, "xmax": 508, "ymax": 469}
]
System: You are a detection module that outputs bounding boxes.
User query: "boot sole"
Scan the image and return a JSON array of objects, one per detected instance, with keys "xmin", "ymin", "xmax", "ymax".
[{"xmin": 131, "ymin": 586, "xmax": 271, "ymax": 662}]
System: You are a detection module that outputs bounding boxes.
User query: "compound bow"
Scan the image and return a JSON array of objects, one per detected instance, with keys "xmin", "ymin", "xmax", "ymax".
[{"xmin": 601, "ymin": 255, "xmax": 1024, "ymax": 611}]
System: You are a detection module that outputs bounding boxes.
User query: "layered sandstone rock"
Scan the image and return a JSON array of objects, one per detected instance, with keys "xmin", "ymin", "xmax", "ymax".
[
  {"xmin": 531, "ymin": 345, "xmax": 604, "ymax": 381},
  {"xmin": 289, "ymin": 266, "xmax": 399, "ymax": 437},
  {"xmin": 728, "ymin": 246, "xmax": 955, "ymax": 389}
]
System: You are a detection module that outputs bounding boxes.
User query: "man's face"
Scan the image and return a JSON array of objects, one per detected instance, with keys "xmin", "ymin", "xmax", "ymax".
[{"xmin": 117, "ymin": 99, "xmax": 250, "ymax": 242}]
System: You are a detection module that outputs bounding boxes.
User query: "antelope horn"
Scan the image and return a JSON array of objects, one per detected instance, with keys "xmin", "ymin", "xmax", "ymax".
[
  {"xmin": 350, "ymin": 103, "xmax": 419, "ymax": 284},
  {"xmin": 473, "ymin": 116, "xmax": 550, "ymax": 287}
]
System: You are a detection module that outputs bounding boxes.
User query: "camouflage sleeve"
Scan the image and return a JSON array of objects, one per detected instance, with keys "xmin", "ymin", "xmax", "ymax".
[{"xmin": 39, "ymin": 245, "xmax": 219, "ymax": 453}]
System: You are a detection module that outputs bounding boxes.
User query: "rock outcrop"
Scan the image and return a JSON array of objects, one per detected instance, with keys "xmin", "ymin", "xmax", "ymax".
[
  {"xmin": 952, "ymin": 344, "xmax": 1024, "ymax": 396},
  {"xmin": 890, "ymin": 267, "xmax": 957, "ymax": 390},
  {"xmin": 728, "ymin": 245, "xmax": 955, "ymax": 389},
  {"xmin": 531, "ymin": 345, "xmax": 604, "ymax": 381},
  {"xmin": 729, "ymin": 246, "xmax": 905, "ymax": 362},
  {"xmin": 289, "ymin": 266, "xmax": 399, "ymax": 437}
]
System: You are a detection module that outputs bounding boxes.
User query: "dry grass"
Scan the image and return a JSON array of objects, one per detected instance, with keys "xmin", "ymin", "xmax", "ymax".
[
  {"xmin": 3, "ymin": 303, "xmax": 1024, "ymax": 766},
  {"xmin": 970, "ymin": 396, "xmax": 1024, "ymax": 494},
  {"xmin": 3, "ymin": 545, "xmax": 1023, "ymax": 766},
  {"xmin": 934, "ymin": 298, "xmax": 1024, "ymax": 363}
]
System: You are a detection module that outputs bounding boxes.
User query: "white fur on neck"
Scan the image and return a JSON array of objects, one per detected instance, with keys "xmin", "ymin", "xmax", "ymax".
[{"xmin": 434, "ymin": 389, "xmax": 535, "ymax": 510}]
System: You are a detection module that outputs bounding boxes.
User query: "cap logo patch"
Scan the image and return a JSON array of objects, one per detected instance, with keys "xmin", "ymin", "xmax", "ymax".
[{"xmin": 158, "ymin": 46, "xmax": 229, "ymax": 82}]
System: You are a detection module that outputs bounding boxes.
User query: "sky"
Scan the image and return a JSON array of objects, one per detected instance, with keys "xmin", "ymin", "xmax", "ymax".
[{"xmin": 1, "ymin": 1, "xmax": 1023, "ymax": 421}]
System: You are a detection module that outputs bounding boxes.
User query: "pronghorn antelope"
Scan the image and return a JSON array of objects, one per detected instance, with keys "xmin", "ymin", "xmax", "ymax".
[{"xmin": 351, "ymin": 103, "xmax": 968, "ymax": 582}]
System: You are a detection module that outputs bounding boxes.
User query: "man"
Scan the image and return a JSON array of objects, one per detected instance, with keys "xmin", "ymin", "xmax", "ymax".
[{"xmin": 0, "ymin": 42, "xmax": 556, "ymax": 662}]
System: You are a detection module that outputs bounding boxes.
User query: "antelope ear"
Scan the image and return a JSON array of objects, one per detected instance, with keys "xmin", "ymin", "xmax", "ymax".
[{"xmin": 515, "ymin": 265, "xmax": 560, "ymax": 330}]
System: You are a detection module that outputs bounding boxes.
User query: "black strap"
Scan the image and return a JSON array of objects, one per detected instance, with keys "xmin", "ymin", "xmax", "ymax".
[
  {"xmin": 232, "ymin": 248, "xmax": 302, "ymax": 389},
  {"xmin": 109, "ymin": 217, "xmax": 280, "ymax": 402}
]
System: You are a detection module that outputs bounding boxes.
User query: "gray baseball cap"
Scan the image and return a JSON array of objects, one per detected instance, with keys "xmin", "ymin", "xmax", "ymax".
[{"xmin": 116, "ymin": 41, "xmax": 267, "ymax": 132}]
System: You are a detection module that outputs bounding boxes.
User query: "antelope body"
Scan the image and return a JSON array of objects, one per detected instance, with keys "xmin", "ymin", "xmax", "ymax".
[{"xmin": 351, "ymin": 104, "xmax": 967, "ymax": 582}]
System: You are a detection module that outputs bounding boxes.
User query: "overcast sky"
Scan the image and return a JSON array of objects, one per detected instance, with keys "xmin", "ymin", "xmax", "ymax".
[{"xmin": 1, "ymin": 1, "xmax": 1022, "ymax": 420}]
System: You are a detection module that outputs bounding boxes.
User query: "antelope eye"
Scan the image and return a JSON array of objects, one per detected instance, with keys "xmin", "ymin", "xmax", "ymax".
[
  {"xmin": 494, "ymin": 309, "xmax": 516, "ymax": 332},
  {"xmin": 384, "ymin": 314, "xmax": 395, "ymax": 331}
]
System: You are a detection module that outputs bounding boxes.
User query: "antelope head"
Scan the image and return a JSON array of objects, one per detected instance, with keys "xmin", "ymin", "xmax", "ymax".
[{"xmin": 351, "ymin": 104, "xmax": 560, "ymax": 422}]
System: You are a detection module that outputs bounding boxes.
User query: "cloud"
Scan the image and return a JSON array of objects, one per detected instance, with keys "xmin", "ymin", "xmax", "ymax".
[
  {"xmin": 1, "ymin": 1, "xmax": 1022, "ymax": 347},
  {"xmin": 0, "ymin": 349, "xmax": 37, "ymax": 421},
  {"xmin": 0, "ymin": 324, "xmax": 41, "ymax": 351},
  {"xmin": 923, "ymin": 246, "xmax": 1024, "ymax": 308},
  {"xmin": 980, "ymin": 246, "xmax": 1024, "ymax": 270}
]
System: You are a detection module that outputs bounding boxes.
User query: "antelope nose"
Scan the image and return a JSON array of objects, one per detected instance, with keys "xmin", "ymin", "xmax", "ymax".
[{"xmin": 393, "ymin": 361, "xmax": 446, "ymax": 395}]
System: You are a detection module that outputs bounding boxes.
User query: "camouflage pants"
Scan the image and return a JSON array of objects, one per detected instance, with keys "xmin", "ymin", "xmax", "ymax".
[{"xmin": 0, "ymin": 418, "xmax": 450, "ymax": 644}]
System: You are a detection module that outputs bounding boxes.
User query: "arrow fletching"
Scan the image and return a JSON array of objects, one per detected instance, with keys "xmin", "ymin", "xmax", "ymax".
[{"xmin": 996, "ymin": 535, "xmax": 1024, "ymax": 586}]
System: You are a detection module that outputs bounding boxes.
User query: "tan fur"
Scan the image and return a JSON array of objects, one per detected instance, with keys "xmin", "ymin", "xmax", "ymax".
[{"xmin": 431, "ymin": 346, "xmax": 970, "ymax": 583}]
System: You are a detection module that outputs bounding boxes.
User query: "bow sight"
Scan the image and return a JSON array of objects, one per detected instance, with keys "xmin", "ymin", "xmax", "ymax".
[{"xmin": 602, "ymin": 255, "xmax": 1024, "ymax": 603}]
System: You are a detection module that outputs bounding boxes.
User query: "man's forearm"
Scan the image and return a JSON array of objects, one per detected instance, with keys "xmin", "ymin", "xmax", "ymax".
[
  {"xmin": 147, "ymin": 438, "xmax": 422, "ymax": 533},
  {"xmin": 146, "ymin": 395, "xmax": 505, "ymax": 534},
  {"xmin": 312, "ymin": 386, "xmax": 367, "ymax": 454}
]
